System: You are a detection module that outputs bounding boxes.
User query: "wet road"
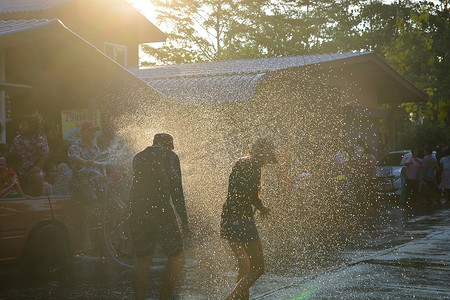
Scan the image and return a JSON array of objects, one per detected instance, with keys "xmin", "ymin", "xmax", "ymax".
[{"xmin": 1, "ymin": 201, "xmax": 449, "ymax": 299}]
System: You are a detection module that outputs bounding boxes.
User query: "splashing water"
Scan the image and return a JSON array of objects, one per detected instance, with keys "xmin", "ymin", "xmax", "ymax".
[{"xmin": 95, "ymin": 70, "xmax": 382, "ymax": 297}]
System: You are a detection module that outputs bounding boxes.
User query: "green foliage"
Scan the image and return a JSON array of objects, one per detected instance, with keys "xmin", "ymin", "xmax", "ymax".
[
  {"xmin": 398, "ymin": 122, "xmax": 450, "ymax": 149},
  {"xmin": 382, "ymin": 1, "xmax": 449, "ymax": 127}
]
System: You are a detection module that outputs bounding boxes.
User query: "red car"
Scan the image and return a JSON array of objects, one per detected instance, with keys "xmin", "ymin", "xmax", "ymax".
[{"xmin": 0, "ymin": 195, "xmax": 84, "ymax": 278}]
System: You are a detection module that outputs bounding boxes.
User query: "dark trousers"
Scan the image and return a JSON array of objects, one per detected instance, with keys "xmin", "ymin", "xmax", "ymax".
[{"xmin": 405, "ymin": 179, "xmax": 420, "ymax": 202}]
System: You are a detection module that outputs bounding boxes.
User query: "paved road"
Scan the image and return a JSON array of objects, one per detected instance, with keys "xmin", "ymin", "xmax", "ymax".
[
  {"xmin": 1, "ymin": 204, "xmax": 449, "ymax": 299},
  {"xmin": 252, "ymin": 209, "xmax": 450, "ymax": 299}
]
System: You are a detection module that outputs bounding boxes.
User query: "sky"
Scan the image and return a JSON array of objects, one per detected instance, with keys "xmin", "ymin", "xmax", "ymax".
[
  {"xmin": 129, "ymin": 0, "xmax": 443, "ymax": 35},
  {"xmin": 128, "ymin": 0, "xmax": 443, "ymax": 63}
]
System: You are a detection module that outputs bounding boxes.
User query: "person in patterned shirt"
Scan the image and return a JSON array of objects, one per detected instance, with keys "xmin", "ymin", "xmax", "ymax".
[
  {"xmin": 10, "ymin": 117, "xmax": 49, "ymax": 196},
  {"xmin": 0, "ymin": 152, "xmax": 31, "ymax": 199},
  {"xmin": 68, "ymin": 120, "xmax": 105, "ymax": 253}
]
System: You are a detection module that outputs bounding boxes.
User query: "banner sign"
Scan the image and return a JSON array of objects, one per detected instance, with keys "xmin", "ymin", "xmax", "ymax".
[{"xmin": 61, "ymin": 109, "xmax": 101, "ymax": 144}]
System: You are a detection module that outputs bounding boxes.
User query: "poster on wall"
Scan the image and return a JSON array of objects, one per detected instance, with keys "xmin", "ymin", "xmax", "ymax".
[{"xmin": 61, "ymin": 109, "xmax": 101, "ymax": 145}]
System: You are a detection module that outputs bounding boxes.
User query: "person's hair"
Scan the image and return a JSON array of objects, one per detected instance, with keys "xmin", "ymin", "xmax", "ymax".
[
  {"xmin": 249, "ymin": 138, "xmax": 276, "ymax": 163},
  {"xmin": 153, "ymin": 133, "xmax": 174, "ymax": 150},
  {"xmin": 424, "ymin": 146, "xmax": 433, "ymax": 154},
  {"xmin": 411, "ymin": 148, "xmax": 419, "ymax": 153},
  {"xmin": 21, "ymin": 116, "xmax": 40, "ymax": 136},
  {"xmin": 6, "ymin": 152, "xmax": 22, "ymax": 167},
  {"xmin": 0, "ymin": 143, "xmax": 8, "ymax": 154}
]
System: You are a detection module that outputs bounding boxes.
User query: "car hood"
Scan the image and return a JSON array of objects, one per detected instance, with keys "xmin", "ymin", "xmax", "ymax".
[{"xmin": 377, "ymin": 166, "xmax": 403, "ymax": 178}]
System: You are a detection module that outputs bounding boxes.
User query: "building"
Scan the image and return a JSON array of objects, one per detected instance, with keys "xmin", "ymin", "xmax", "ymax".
[
  {"xmin": 132, "ymin": 52, "xmax": 428, "ymax": 153},
  {"xmin": 0, "ymin": 0, "xmax": 165, "ymax": 67},
  {"xmin": 0, "ymin": 1, "xmax": 165, "ymax": 144}
]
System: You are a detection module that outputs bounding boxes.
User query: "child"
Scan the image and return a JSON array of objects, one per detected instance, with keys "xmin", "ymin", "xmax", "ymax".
[{"xmin": 0, "ymin": 152, "xmax": 31, "ymax": 198}]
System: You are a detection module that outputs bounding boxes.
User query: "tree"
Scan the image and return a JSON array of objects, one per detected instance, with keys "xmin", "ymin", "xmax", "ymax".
[
  {"xmin": 383, "ymin": 1, "xmax": 449, "ymax": 125},
  {"xmin": 143, "ymin": 0, "xmax": 273, "ymax": 64}
]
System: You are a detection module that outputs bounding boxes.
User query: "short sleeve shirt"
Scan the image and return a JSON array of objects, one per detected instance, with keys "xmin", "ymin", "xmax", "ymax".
[
  {"xmin": 68, "ymin": 141, "xmax": 102, "ymax": 188},
  {"xmin": 405, "ymin": 156, "xmax": 421, "ymax": 180},
  {"xmin": 440, "ymin": 156, "xmax": 450, "ymax": 172},
  {"xmin": 10, "ymin": 135, "xmax": 49, "ymax": 180}
]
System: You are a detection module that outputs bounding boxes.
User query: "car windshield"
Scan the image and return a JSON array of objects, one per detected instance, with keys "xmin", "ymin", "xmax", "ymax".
[{"xmin": 378, "ymin": 153, "xmax": 407, "ymax": 166}]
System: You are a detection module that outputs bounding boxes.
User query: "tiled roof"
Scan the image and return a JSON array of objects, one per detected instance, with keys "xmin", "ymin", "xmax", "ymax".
[
  {"xmin": 0, "ymin": 18, "xmax": 59, "ymax": 36},
  {"xmin": 0, "ymin": 0, "xmax": 72, "ymax": 14},
  {"xmin": 134, "ymin": 52, "xmax": 372, "ymax": 80},
  {"xmin": 149, "ymin": 73, "xmax": 265, "ymax": 103},
  {"xmin": 131, "ymin": 52, "xmax": 374, "ymax": 103}
]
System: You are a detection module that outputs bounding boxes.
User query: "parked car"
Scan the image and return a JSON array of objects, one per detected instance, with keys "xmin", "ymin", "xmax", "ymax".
[
  {"xmin": 0, "ymin": 196, "xmax": 81, "ymax": 278},
  {"xmin": 0, "ymin": 194, "xmax": 128, "ymax": 278},
  {"xmin": 376, "ymin": 150, "xmax": 412, "ymax": 197}
]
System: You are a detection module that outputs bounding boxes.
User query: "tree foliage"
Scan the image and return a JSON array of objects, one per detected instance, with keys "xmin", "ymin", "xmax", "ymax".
[{"xmin": 142, "ymin": 0, "xmax": 450, "ymax": 133}]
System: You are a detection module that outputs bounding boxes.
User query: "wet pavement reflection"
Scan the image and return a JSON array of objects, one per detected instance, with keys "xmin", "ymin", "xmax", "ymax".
[{"xmin": 1, "ymin": 200, "xmax": 449, "ymax": 299}]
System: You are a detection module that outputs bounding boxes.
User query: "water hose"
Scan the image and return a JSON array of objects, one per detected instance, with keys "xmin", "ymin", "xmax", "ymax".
[{"xmin": 102, "ymin": 184, "xmax": 135, "ymax": 268}]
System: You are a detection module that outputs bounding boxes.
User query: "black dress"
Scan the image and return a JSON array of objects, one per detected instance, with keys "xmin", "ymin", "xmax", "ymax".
[{"xmin": 220, "ymin": 156, "xmax": 264, "ymax": 243}]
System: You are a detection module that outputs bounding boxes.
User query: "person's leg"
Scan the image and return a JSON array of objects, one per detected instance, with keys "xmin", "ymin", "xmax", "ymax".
[
  {"xmin": 160, "ymin": 251, "xmax": 183, "ymax": 300},
  {"xmin": 405, "ymin": 179, "xmax": 413, "ymax": 202},
  {"xmin": 134, "ymin": 254, "xmax": 153, "ymax": 300},
  {"xmin": 224, "ymin": 240, "xmax": 264, "ymax": 300},
  {"xmin": 229, "ymin": 241, "xmax": 250, "ymax": 300},
  {"xmin": 412, "ymin": 180, "xmax": 420, "ymax": 203}
]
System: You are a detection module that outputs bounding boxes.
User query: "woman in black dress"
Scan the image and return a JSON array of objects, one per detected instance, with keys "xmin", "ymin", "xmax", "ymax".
[{"xmin": 220, "ymin": 138, "xmax": 277, "ymax": 300}]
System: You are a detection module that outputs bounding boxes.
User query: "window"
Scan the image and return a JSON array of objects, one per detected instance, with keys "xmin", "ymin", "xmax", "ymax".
[{"xmin": 104, "ymin": 43, "xmax": 127, "ymax": 66}]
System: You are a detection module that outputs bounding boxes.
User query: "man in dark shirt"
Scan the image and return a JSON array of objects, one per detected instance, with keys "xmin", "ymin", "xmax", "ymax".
[{"xmin": 129, "ymin": 133, "xmax": 189, "ymax": 300}]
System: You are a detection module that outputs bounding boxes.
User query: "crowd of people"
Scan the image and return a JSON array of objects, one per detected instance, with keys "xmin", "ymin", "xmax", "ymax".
[
  {"xmin": 0, "ymin": 117, "xmax": 128, "ymax": 255},
  {"xmin": 0, "ymin": 116, "xmax": 78, "ymax": 200},
  {"xmin": 401, "ymin": 146, "xmax": 450, "ymax": 207},
  {"xmin": 334, "ymin": 141, "xmax": 450, "ymax": 209}
]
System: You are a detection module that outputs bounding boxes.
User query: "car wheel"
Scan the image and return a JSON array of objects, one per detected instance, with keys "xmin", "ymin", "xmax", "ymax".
[{"xmin": 24, "ymin": 224, "xmax": 69, "ymax": 280}]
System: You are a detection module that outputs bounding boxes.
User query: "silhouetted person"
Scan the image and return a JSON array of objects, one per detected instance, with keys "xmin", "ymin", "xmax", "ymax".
[
  {"xmin": 68, "ymin": 120, "xmax": 104, "ymax": 254},
  {"xmin": 439, "ymin": 148, "xmax": 450, "ymax": 208},
  {"xmin": 405, "ymin": 148, "xmax": 422, "ymax": 203},
  {"xmin": 220, "ymin": 138, "xmax": 277, "ymax": 300},
  {"xmin": 129, "ymin": 133, "xmax": 189, "ymax": 300},
  {"xmin": 10, "ymin": 116, "xmax": 49, "ymax": 196},
  {"xmin": 421, "ymin": 146, "xmax": 439, "ymax": 208}
]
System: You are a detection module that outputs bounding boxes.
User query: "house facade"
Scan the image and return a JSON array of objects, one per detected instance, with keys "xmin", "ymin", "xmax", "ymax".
[
  {"xmin": 0, "ymin": 0, "xmax": 166, "ymax": 144},
  {"xmin": 132, "ymin": 52, "xmax": 428, "ymax": 154},
  {"xmin": 0, "ymin": 0, "xmax": 165, "ymax": 67}
]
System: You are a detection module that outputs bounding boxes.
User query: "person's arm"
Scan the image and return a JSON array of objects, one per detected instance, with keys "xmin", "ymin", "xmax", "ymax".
[
  {"xmin": 404, "ymin": 157, "xmax": 412, "ymax": 166},
  {"xmin": 248, "ymin": 166, "xmax": 270, "ymax": 216},
  {"xmin": 35, "ymin": 136, "xmax": 50, "ymax": 168},
  {"xmin": 73, "ymin": 155, "xmax": 93, "ymax": 167},
  {"xmin": 166, "ymin": 153, "xmax": 188, "ymax": 225},
  {"xmin": 68, "ymin": 145, "xmax": 93, "ymax": 168}
]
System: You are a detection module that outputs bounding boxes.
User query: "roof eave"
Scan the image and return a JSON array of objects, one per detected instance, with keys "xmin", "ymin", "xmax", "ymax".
[{"xmin": 268, "ymin": 52, "xmax": 428, "ymax": 103}]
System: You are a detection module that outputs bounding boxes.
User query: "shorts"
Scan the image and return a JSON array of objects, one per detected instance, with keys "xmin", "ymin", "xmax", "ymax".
[
  {"xmin": 129, "ymin": 215, "xmax": 183, "ymax": 258},
  {"xmin": 220, "ymin": 217, "xmax": 260, "ymax": 243}
]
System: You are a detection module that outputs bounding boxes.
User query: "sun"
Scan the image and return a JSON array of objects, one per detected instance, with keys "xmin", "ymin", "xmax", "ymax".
[{"xmin": 128, "ymin": 0, "xmax": 158, "ymax": 24}]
